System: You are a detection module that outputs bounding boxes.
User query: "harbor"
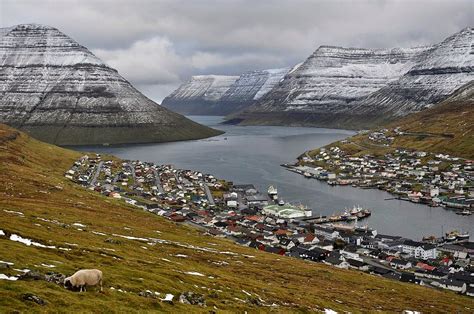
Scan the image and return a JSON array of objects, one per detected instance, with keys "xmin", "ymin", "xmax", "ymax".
[
  {"xmin": 74, "ymin": 115, "xmax": 474, "ymax": 242},
  {"xmin": 65, "ymin": 152, "xmax": 473, "ymax": 297}
]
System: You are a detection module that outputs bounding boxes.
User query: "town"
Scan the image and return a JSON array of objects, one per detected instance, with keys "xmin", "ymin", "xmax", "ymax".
[
  {"xmin": 290, "ymin": 133, "xmax": 473, "ymax": 216},
  {"xmin": 65, "ymin": 154, "xmax": 474, "ymax": 298}
]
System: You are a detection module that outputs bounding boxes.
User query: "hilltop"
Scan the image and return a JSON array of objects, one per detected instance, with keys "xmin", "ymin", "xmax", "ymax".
[{"xmin": 0, "ymin": 124, "xmax": 472, "ymax": 312}]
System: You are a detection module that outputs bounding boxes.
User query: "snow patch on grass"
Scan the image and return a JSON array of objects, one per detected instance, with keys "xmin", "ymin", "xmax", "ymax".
[
  {"xmin": 3, "ymin": 210, "xmax": 24, "ymax": 216},
  {"xmin": 185, "ymin": 271, "xmax": 205, "ymax": 277},
  {"xmin": 9, "ymin": 234, "xmax": 56, "ymax": 249},
  {"xmin": 0, "ymin": 274, "xmax": 18, "ymax": 281}
]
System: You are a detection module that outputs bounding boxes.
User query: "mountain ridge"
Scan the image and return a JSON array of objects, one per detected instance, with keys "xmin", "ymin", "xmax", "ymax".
[
  {"xmin": 0, "ymin": 23, "xmax": 222, "ymax": 145},
  {"xmin": 162, "ymin": 67, "xmax": 290, "ymax": 116},
  {"xmin": 222, "ymin": 27, "xmax": 472, "ymax": 128}
]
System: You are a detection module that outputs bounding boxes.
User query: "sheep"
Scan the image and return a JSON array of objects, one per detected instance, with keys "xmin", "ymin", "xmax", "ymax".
[{"xmin": 64, "ymin": 269, "xmax": 103, "ymax": 292}]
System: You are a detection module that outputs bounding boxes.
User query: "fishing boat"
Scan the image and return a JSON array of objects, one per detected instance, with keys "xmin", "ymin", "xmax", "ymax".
[
  {"xmin": 445, "ymin": 230, "xmax": 460, "ymax": 242},
  {"xmin": 341, "ymin": 210, "xmax": 350, "ymax": 220},
  {"xmin": 278, "ymin": 199, "xmax": 285, "ymax": 206},
  {"xmin": 268, "ymin": 185, "xmax": 278, "ymax": 196},
  {"xmin": 267, "ymin": 185, "xmax": 278, "ymax": 200},
  {"xmin": 459, "ymin": 209, "xmax": 472, "ymax": 216},
  {"xmin": 350, "ymin": 206, "xmax": 362, "ymax": 215},
  {"xmin": 303, "ymin": 172, "xmax": 312, "ymax": 178},
  {"xmin": 456, "ymin": 231, "xmax": 470, "ymax": 241}
]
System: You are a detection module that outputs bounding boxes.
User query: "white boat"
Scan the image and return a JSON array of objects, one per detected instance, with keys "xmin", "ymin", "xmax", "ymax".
[
  {"xmin": 457, "ymin": 231, "xmax": 469, "ymax": 241},
  {"xmin": 303, "ymin": 172, "xmax": 312, "ymax": 178},
  {"xmin": 350, "ymin": 206, "xmax": 362, "ymax": 215},
  {"xmin": 268, "ymin": 185, "xmax": 278, "ymax": 196},
  {"xmin": 278, "ymin": 199, "xmax": 285, "ymax": 206}
]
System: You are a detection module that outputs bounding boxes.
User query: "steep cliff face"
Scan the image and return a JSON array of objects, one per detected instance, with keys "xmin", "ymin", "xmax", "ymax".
[
  {"xmin": 226, "ymin": 28, "xmax": 473, "ymax": 129},
  {"xmin": 0, "ymin": 24, "xmax": 221, "ymax": 145},
  {"xmin": 162, "ymin": 68, "xmax": 289, "ymax": 115},
  {"xmin": 349, "ymin": 27, "xmax": 473, "ymax": 125},
  {"xmin": 226, "ymin": 45, "xmax": 430, "ymax": 127},
  {"xmin": 160, "ymin": 75, "xmax": 239, "ymax": 115}
]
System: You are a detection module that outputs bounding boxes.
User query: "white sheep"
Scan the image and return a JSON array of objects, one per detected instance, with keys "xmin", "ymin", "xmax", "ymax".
[{"xmin": 64, "ymin": 269, "xmax": 103, "ymax": 292}]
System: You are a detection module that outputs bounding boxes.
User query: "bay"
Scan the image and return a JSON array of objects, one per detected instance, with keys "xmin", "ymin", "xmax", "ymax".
[{"xmin": 73, "ymin": 116, "xmax": 474, "ymax": 240}]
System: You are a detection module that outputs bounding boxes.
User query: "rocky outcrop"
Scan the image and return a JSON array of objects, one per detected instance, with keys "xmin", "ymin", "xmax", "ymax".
[
  {"xmin": 162, "ymin": 68, "xmax": 289, "ymax": 115},
  {"xmin": 0, "ymin": 24, "xmax": 221, "ymax": 145},
  {"xmin": 226, "ymin": 28, "xmax": 473, "ymax": 129}
]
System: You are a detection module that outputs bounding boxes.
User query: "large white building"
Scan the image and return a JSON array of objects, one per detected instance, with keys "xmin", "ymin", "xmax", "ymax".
[{"xmin": 401, "ymin": 240, "xmax": 437, "ymax": 260}]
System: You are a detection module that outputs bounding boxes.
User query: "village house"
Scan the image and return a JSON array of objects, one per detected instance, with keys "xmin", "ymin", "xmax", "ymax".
[
  {"xmin": 390, "ymin": 258, "xmax": 412, "ymax": 270},
  {"xmin": 437, "ymin": 278, "xmax": 467, "ymax": 293},
  {"xmin": 401, "ymin": 240, "xmax": 437, "ymax": 260}
]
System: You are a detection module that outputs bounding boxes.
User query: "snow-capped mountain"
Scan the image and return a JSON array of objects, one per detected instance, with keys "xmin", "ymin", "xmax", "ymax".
[
  {"xmin": 227, "ymin": 28, "xmax": 473, "ymax": 129},
  {"xmin": 162, "ymin": 68, "xmax": 290, "ymax": 115},
  {"xmin": 161, "ymin": 75, "xmax": 239, "ymax": 115},
  {"xmin": 0, "ymin": 24, "xmax": 220, "ymax": 145},
  {"xmin": 350, "ymin": 27, "xmax": 473, "ymax": 121}
]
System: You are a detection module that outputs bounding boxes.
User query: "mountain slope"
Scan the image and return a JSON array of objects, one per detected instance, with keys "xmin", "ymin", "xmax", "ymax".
[
  {"xmin": 387, "ymin": 81, "xmax": 474, "ymax": 158},
  {"xmin": 226, "ymin": 28, "xmax": 473, "ymax": 129},
  {"xmin": 1, "ymin": 124, "xmax": 472, "ymax": 312},
  {"xmin": 345, "ymin": 27, "xmax": 474, "ymax": 127},
  {"xmin": 309, "ymin": 81, "xmax": 474, "ymax": 160},
  {"xmin": 162, "ymin": 68, "xmax": 289, "ymax": 116},
  {"xmin": 225, "ymin": 45, "xmax": 429, "ymax": 126},
  {"xmin": 161, "ymin": 75, "xmax": 239, "ymax": 115},
  {"xmin": 0, "ymin": 24, "xmax": 221, "ymax": 145}
]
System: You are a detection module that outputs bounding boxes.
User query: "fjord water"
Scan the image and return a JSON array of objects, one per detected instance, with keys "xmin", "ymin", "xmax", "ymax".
[{"xmin": 75, "ymin": 116, "xmax": 474, "ymax": 240}]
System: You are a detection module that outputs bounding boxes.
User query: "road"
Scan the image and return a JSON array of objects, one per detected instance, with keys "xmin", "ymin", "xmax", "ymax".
[
  {"xmin": 203, "ymin": 183, "xmax": 215, "ymax": 206},
  {"xmin": 152, "ymin": 169, "xmax": 165, "ymax": 194},
  {"xmin": 89, "ymin": 161, "xmax": 104, "ymax": 187}
]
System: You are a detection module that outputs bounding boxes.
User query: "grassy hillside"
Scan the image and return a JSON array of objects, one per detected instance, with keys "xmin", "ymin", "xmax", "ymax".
[
  {"xmin": 307, "ymin": 82, "xmax": 473, "ymax": 159},
  {"xmin": 387, "ymin": 82, "xmax": 473, "ymax": 158},
  {"xmin": 0, "ymin": 124, "xmax": 472, "ymax": 313}
]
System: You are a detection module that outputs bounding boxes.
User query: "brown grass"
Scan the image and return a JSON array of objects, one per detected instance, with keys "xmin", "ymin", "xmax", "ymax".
[{"xmin": 0, "ymin": 124, "xmax": 473, "ymax": 312}]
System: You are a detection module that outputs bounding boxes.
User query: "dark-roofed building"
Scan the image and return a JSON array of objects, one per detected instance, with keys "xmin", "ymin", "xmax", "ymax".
[
  {"xmin": 346, "ymin": 258, "xmax": 369, "ymax": 271},
  {"xmin": 369, "ymin": 265, "xmax": 391, "ymax": 276},
  {"xmin": 401, "ymin": 239, "xmax": 437, "ymax": 259},
  {"xmin": 438, "ymin": 278, "xmax": 467, "ymax": 293}
]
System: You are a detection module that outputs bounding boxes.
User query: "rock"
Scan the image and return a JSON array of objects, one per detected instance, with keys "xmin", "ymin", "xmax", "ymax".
[
  {"xmin": 247, "ymin": 296, "xmax": 263, "ymax": 306},
  {"xmin": 22, "ymin": 293, "xmax": 46, "ymax": 305},
  {"xmin": 178, "ymin": 291, "xmax": 206, "ymax": 307},
  {"xmin": 138, "ymin": 290, "xmax": 157, "ymax": 299},
  {"xmin": 18, "ymin": 271, "xmax": 45, "ymax": 281},
  {"xmin": 0, "ymin": 262, "xmax": 11, "ymax": 269},
  {"xmin": 105, "ymin": 238, "xmax": 122, "ymax": 244},
  {"xmin": 45, "ymin": 272, "xmax": 66, "ymax": 285}
]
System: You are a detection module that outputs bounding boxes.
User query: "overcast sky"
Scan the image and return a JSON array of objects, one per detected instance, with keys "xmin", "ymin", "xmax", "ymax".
[{"xmin": 1, "ymin": 0, "xmax": 472, "ymax": 102}]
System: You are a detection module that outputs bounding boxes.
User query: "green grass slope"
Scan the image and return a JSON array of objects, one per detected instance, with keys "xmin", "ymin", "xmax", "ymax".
[{"xmin": 0, "ymin": 124, "xmax": 472, "ymax": 312}]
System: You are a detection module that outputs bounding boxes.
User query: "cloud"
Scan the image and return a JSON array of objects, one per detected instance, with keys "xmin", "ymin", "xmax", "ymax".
[
  {"xmin": 94, "ymin": 37, "xmax": 183, "ymax": 85},
  {"xmin": 1, "ymin": 0, "xmax": 472, "ymax": 102}
]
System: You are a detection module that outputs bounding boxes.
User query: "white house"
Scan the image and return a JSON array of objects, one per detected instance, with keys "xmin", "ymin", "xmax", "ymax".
[{"xmin": 401, "ymin": 240, "xmax": 437, "ymax": 260}]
